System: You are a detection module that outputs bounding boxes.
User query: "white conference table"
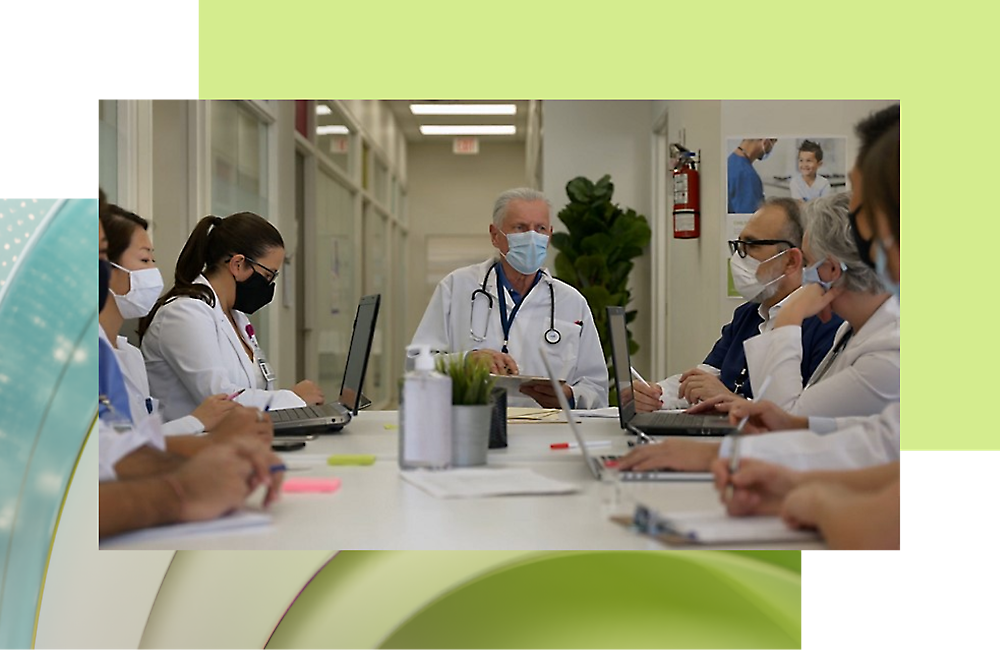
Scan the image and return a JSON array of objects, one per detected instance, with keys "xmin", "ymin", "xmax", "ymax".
[{"xmin": 103, "ymin": 410, "xmax": 824, "ymax": 550}]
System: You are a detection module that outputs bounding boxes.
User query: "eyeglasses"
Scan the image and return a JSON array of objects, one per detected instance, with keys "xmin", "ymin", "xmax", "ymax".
[
  {"xmin": 727, "ymin": 239, "xmax": 795, "ymax": 259},
  {"xmin": 244, "ymin": 256, "xmax": 280, "ymax": 284}
]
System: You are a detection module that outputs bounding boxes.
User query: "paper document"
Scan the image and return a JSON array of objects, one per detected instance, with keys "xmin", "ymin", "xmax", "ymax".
[
  {"xmin": 401, "ymin": 468, "xmax": 580, "ymax": 498},
  {"xmin": 100, "ymin": 510, "xmax": 271, "ymax": 548},
  {"xmin": 616, "ymin": 507, "xmax": 819, "ymax": 545},
  {"xmin": 506, "ymin": 407, "xmax": 566, "ymax": 423}
]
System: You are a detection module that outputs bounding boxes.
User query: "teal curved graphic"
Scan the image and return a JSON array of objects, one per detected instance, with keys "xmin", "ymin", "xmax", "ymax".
[{"xmin": 0, "ymin": 199, "xmax": 98, "ymax": 648}]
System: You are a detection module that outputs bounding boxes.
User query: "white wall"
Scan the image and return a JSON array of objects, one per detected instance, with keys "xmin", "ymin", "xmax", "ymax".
[
  {"xmin": 405, "ymin": 140, "xmax": 526, "ymax": 341},
  {"xmin": 651, "ymin": 100, "xmax": 898, "ymax": 379},
  {"xmin": 541, "ymin": 100, "xmax": 654, "ymax": 375}
]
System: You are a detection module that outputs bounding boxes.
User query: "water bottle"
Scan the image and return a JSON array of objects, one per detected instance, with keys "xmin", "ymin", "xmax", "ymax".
[{"xmin": 399, "ymin": 345, "xmax": 452, "ymax": 469}]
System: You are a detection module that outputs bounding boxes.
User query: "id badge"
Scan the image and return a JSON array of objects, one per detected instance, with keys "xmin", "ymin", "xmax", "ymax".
[{"xmin": 257, "ymin": 349, "xmax": 277, "ymax": 383}]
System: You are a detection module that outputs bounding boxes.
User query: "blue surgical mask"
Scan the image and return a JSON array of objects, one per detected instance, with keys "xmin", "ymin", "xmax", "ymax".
[
  {"xmin": 802, "ymin": 258, "xmax": 846, "ymax": 292},
  {"xmin": 501, "ymin": 230, "xmax": 549, "ymax": 275},
  {"xmin": 874, "ymin": 239, "xmax": 900, "ymax": 302}
]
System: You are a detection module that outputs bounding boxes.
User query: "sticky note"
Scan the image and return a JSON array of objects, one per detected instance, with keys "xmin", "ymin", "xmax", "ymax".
[
  {"xmin": 327, "ymin": 454, "xmax": 376, "ymax": 466},
  {"xmin": 282, "ymin": 477, "xmax": 342, "ymax": 493}
]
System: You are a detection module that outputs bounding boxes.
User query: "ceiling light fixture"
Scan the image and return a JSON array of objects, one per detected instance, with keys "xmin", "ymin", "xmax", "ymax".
[
  {"xmin": 419, "ymin": 125, "xmax": 516, "ymax": 136},
  {"xmin": 316, "ymin": 125, "xmax": 349, "ymax": 135},
  {"xmin": 410, "ymin": 104, "xmax": 517, "ymax": 116},
  {"xmin": 316, "ymin": 104, "xmax": 332, "ymax": 116}
]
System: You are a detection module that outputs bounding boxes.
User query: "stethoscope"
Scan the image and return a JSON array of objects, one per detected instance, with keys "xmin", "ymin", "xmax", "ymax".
[{"xmin": 470, "ymin": 263, "xmax": 561, "ymax": 352}]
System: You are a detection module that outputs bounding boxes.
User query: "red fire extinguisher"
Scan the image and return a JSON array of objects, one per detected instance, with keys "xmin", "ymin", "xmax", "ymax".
[{"xmin": 672, "ymin": 149, "xmax": 700, "ymax": 239}]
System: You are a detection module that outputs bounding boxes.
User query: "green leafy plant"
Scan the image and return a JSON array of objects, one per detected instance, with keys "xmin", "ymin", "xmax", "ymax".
[
  {"xmin": 550, "ymin": 174, "xmax": 651, "ymax": 366},
  {"xmin": 436, "ymin": 355, "xmax": 496, "ymax": 405}
]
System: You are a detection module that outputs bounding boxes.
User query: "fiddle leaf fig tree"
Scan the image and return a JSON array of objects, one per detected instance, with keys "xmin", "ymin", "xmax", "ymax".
[{"xmin": 550, "ymin": 175, "xmax": 651, "ymax": 372}]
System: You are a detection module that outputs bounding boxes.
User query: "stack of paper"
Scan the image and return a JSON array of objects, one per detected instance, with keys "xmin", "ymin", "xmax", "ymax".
[
  {"xmin": 401, "ymin": 468, "xmax": 579, "ymax": 499},
  {"xmin": 99, "ymin": 510, "xmax": 272, "ymax": 548}
]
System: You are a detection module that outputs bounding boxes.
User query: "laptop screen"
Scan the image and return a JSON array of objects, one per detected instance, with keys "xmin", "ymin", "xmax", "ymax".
[
  {"xmin": 338, "ymin": 294, "xmax": 381, "ymax": 414},
  {"xmin": 606, "ymin": 306, "xmax": 636, "ymax": 428}
]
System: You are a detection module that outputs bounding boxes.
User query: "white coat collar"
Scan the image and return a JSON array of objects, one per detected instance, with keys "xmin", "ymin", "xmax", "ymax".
[
  {"xmin": 851, "ymin": 295, "xmax": 900, "ymax": 346},
  {"xmin": 479, "ymin": 258, "xmax": 553, "ymax": 303},
  {"xmin": 194, "ymin": 274, "xmax": 258, "ymax": 375}
]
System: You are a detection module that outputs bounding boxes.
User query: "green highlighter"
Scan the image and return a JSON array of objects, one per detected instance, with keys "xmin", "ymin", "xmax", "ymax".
[{"xmin": 327, "ymin": 454, "xmax": 376, "ymax": 466}]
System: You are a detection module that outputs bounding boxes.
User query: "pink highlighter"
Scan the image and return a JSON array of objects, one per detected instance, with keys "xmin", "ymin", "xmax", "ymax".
[{"xmin": 281, "ymin": 477, "xmax": 342, "ymax": 493}]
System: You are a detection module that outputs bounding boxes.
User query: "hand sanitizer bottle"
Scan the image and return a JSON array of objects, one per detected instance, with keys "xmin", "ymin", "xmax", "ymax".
[{"xmin": 399, "ymin": 346, "xmax": 452, "ymax": 469}]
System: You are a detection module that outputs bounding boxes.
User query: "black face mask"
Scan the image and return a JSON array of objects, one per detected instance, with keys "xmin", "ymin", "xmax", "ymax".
[
  {"xmin": 99, "ymin": 259, "xmax": 111, "ymax": 312},
  {"xmin": 233, "ymin": 269, "xmax": 275, "ymax": 314},
  {"xmin": 847, "ymin": 205, "xmax": 876, "ymax": 268}
]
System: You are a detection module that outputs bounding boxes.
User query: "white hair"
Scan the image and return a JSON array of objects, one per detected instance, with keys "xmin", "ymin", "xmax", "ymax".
[
  {"xmin": 804, "ymin": 193, "xmax": 883, "ymax": 294},
  {"xmin": 492, "ymin": 188, "xmax": 550, "ymax": 227}
]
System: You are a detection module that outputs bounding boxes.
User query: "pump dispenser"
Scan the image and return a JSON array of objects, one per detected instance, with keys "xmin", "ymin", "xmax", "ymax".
[{"xmin": 399, "ymin": 346, "xmax": 452, "ymax": 469}]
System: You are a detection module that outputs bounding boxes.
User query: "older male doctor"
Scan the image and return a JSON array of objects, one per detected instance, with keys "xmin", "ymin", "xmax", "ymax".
[{"xmin": 411, "ymin": 188, "xmax": 608, "ymax": 409}]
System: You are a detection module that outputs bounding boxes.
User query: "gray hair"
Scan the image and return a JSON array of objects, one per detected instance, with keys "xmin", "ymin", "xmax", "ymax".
[
  {"xmin": 492, "ymin": 187, "xmax": 550, "ymax": 227},
  {"xmin": 763, "ymin": 197, "xmax": 804, "ymax": 247},
  {"xmin": 803, "ymin": 193, "xmax": 883, "ymax": 294}
]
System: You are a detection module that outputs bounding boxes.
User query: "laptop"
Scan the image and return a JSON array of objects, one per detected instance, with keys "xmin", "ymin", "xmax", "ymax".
[
  {"xmin": 606, "ymin": 306, "xmax": 736, "ymax": 437},
  {"xmin": 539, "ymin": 352, "xmax": 711, "ymax": 482},
  {"xmin": 271, "ymin": 294, "xmax": 380, "ymax": 435}
]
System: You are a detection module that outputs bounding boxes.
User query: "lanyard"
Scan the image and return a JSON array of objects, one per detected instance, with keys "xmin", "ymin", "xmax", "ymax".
[{"xmin": 496, "ymin": 270, "xmax": 542, "ymax": 354}]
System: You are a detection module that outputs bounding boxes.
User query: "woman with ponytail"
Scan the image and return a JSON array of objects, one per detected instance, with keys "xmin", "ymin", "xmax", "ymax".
[{"xmin": 141, "ymin": 212, "xmax": 324, "ymax": 420}]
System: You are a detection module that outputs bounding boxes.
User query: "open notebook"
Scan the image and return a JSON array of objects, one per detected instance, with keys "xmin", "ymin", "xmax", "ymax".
[{"xmin": 613, "ymin": 506, "xmax": 820, "ymax": 546}]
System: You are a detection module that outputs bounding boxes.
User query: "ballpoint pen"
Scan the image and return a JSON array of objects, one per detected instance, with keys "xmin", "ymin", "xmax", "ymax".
[
  {"xmin": 226, "ymin": 388, "xmax": 246, "ymax": 400},
  {"xmin": 629, "ymin": 366, "xmax": 649, "ymax": 386},
  {"xmin": 725, "ymin": 375, "xmax": 773, "ymax": 501}
]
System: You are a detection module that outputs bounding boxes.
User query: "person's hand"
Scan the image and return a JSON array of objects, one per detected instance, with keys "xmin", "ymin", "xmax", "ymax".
[
  {"xmin": 615, "ymin": 439, "xmax": 720, "ymax": 472},
  {"xmin": 519, "ymin": 380, "xmax": 571, "ymax": 409},
  {"xmin": 207, "ymin": 405, "xmax": 274, "ymax": 445},
  {"xmin": 712, "ymin": 458, "xmax": 802, "ymax": 516},
  {"xmin": 780, "ymin": 483, "xmax": 834, "ymax": 531},
  {"xmin": 631, "ymin": 381, "xmax": 663, "ymax": 412},
  {"xmin": 678, "ymin": 369, "xmax": 731, "ymax": 404},
  {"xmin": 190, "ymin": 393, "xmax": 240, "ymax": 431},
  {"xmin": 726, "ymin": 399, "xmax": 809, "ymax": 433},
  {"xmin": 292, "ymin": 380, "xmax": 324, "ymax": 405},
  {"xmin": 169, "ymin": 439, "xmax": 274, "ymax": 521},
  {"xmin": 468, "ymin": 349, "xmax": 519, "ymax": 375},
  {"xmin": 774, "ymin": 283, "xmax": 844, "ymax": 328},
  {"xmin": 685, "ymin": 393, "xmax": 746, "ymax": 416}
]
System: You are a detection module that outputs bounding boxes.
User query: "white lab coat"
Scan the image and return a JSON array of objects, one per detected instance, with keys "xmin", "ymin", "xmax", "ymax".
[
  {"xmin": 114, "ymin": 335, "xmax": 204, "ymax": 436},
  {"xmin": 743, "ymin": 296, "xmax": 899, "ymax": 418},
  {"xmin": 142, "ymin": 275, "xmax": 304, "ymax": 420},
  {"xmin": 719, "ymin": 402, "xmax": 900, "ymax": 471},
  {"xmin": 411, "ymin": 259, "xmax": 609, "ymax": 409}
]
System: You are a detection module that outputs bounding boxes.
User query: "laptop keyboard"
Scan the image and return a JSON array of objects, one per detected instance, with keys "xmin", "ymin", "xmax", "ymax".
[{"xmin": 269, "ymin": 403, "xmax": 344, "ymax": 423}]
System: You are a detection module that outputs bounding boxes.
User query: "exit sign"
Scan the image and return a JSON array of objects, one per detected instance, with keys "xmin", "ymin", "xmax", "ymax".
[{"xmin": 453, "ymin": 137, "xmax": 479, "ymax": 154}]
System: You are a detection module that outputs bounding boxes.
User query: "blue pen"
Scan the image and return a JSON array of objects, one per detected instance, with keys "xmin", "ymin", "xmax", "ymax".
[
  {"xmin": 269, "ymin": 463, "xmax": 287, "ymax": 473},
  {"xmin": 263, "ymin": 396, "xmax": 274, "ymax": 412}
]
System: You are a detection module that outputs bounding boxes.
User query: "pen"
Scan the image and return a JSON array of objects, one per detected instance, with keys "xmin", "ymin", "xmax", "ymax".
[
  {"xmin": 725, "ymin": 375, "xmax": 773, "ymax": 502},
  {"xmin": 629, "ymin": 366, "xmax": 649, "ymax": 386},
  {"xmin": 263, "ymin": 396, "xmax": 274, "ymax": 412},
  {"xmin": 269, "ymin": 463, "xmax": 287, "ymax": 473},
  {"xmin": 226, "ymin": 388, "xmax": 246, "ymax": 400},
  {"xmin": 550, "ymin": 440, "xmax": 612, "ymax": 450}
]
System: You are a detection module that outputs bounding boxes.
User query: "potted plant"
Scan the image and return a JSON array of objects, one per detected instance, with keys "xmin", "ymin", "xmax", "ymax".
[
  {"xmin": 437, "ymin": 355, "xmax": 497, "ymax": 466},
  {"xmin": 550, "ymin": 175, "xmax": 651, "ymax": 402}
]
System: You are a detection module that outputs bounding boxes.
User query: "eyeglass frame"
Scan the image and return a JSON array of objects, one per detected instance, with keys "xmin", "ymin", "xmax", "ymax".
[
  {"xmin": 227, "ymin": 254, "xmax": 280, "ymax": 285},
  {"xmin": 727, "ymin": 238, "xmax": 796, "ymax": 259}
]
